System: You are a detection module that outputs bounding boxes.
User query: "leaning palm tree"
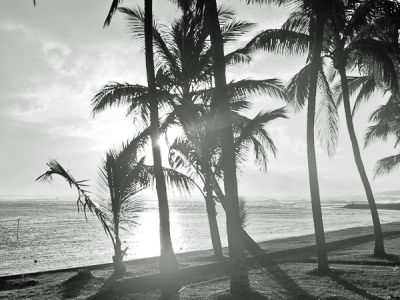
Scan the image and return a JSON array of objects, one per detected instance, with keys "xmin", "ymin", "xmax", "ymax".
[
  {"xmin": 37, "ymin": 143, "xmax": 145, "ymax": 277},
  {"xmin": 326, "ymin": 0, "xmax": 400, "ymax": 256},
  {"xmin": 260, "ymin": 0, "xmax": 399, "ymax": 256},
  {"xmin": 169, "ymin": 107, "xmax": 288, "ymax": 256},
  {"xmin": 37, "ymin": 140, "xmax": 196, "ymax": 278},
  {"xmin": 245, "ymin": 0, "xmax": 333, "ymax": 272}
]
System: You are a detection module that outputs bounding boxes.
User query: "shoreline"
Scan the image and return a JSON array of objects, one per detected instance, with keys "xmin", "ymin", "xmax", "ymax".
[
  {"xmin": 2, "ymin": 221, "xmax": 399, "ymax": 281},
  {"xmin": 344, "ymin": 203, "xmax": 400, "ymax": 210}
]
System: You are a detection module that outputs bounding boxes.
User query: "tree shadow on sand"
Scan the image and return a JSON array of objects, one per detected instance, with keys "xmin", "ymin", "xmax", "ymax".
[
  {"xmin": 256, "ymin": 258, "xmax": 316, "ymax": 299},
  {"xmin": 60, "ymin": 270, "xmax": 97, "ymax": 299},
  {"xmin": 307, "ymin": 269, "xmax": 384, "ymax": 300}
]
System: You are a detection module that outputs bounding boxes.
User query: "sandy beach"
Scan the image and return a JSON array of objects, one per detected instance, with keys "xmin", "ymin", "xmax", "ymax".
[{"xmin": 1, "ymin": 222, "xmax": 399, "ymax": 299}]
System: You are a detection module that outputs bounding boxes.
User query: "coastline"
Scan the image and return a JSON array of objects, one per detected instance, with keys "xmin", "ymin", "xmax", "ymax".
[
  {"xmin": 2, "ymin": 221, "xmax": 399, "ymax": 280},
  {"xmin": 344, "ymin": 203, "xmax": 400, "ymax": 210},
  {"xmin": 1, "ymin": 222, "xmax": 399, "ymax": 299}
]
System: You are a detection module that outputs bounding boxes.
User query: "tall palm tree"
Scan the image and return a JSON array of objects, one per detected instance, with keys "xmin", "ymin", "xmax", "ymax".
[
  {"xmin": 202, "ymin": 0, "xmax": 253, "ymax": 294},
  {"xmin": 245, "ymin": 0, "xmax": 332, "ymax": 271},
  {"xmin": 95, "ymin": 2, "xmax": 285, "ymax": 260},
  {"xmin": 326, "ymin": 0, "xmax": 400, "ymax": 256},
  {"xmin": 143, "ymin": 4, "xmax": 180, "ymax": 293},
  {"xmin": 103, "ymin": 2, "xmax": 180, "ymax": 297},
  {"xmin": 257, "ymin": 0, "xmax": 399, "ymax": 256}
]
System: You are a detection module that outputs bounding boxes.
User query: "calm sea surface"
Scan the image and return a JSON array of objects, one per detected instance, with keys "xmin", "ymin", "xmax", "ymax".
[{"xmin": 0, "ymin": 192, "xmax": 399, "ymax": 276}]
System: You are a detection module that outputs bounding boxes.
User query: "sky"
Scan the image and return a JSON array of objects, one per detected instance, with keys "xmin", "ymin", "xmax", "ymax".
[{"xmin": 0, "ymin": 0, "xmax": 398, "ymax": 200}]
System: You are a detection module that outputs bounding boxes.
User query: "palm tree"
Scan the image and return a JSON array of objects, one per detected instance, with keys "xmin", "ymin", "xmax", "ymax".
[
  {"xmin": 269, "ymin": 0, "xmax": 399, "ymax": 256},
  {"xmin": 36, "ymin": 144, "xmax": 146, "ymax": 278},
  {"xmin": 143, "ymin": 6, "xmax": 181, "ymax": 296},
  {"xmin": 201, "ymin": 0, "xmax": 253, "ymax": 294},
  {"xmin": 95, "ymin": 2, "xmax": 286, "ymax": 260},
  {"xmin": 37, "ymin": 140, "xmax": 196, "ymax": 278},
  {"xmin": 103, "ymin": 2, "xmax": 180, "ymax": 296},
  {"xmin": 245, "ymin": 0, "xmax": 332, "ymax": 272},
  {"xmin": 326, "ymin": 0, "xmax": 400, "ymax": 256},
  {"xmin": 169, "ymin": 107, "xmax": 287, "ymax": 257},
  {"xmin": 169, "ymin": 103, "xmax": 286, "ymax": 251}
]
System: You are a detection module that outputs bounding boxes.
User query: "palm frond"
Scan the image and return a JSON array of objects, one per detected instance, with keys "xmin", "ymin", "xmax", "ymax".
[
  {"xmin": 286, "ymin": 63, "xmax": 311, "ymax": 110},
  {"xmin": 168, "ymin": 138, "xmax": 201, "ymax": 179},
  {"xmin": 281, "ymin": 9, "xmax": 311, "ymax": 34},
  {"xmin": 374, "ymin": 154, "xmax": 400, "ymax": 177},
  {"xmin": 352, "ymin": 76, "xmax": 377, "ymax": 116},
  {"xmin": 230, "ymin": 108, "xmax": 287, "ymax": 172},
  {"xmin": 246, "ymin": 0, "xmax": 299, "ymax": 6},
  {"xmin": 242, "ymin": 29, "xmax": 310, "ymax": 56},
  {"xmin": 316, "ymin": 70, "xmax": 339, "ymax": 157},
  {"xmin": 91, "ymin": 82, "xmax": 149, "ymax": 116},
  {"xmin": 225, "ymin": 48, "xmax": 252, "ymax": 65},
  {"xmin": 193, "ymin": 78, "xmax": 286, "ymax": 104},
  {"xmin": 119, "ymin": 7, "xmax": 181, "ymax": 75},
  {"xmin": 36, "ymin": 160, "xmax": 113, "ymax": 241},
  {"xmin": 365, "ymin": 122, "xmax": 391, "ymax": 146},
  {"xmin": 221, "ymin": 20, "xmax": 256, "ymax": 42},
  {"xmin": 364, "ymin": 97, "xmax": 400, "ymax": 147},
  {"xmin": 104, "ymin": 0, "xmax": 124, "ymax": 27},
  {"xmin": 344, "ymin": 0, "xmax": 381, "ymax": 37},
  {"xmin": 347, "ymin": 39, "xmax": 399, "ymax": 93}
]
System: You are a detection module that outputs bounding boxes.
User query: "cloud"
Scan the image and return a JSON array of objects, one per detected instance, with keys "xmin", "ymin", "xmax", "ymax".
[{"xmin": 40, "ymin": 41, "xmax": 82, "ymax": 76}]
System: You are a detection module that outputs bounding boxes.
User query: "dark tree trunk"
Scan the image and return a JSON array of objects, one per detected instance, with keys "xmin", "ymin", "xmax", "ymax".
[
  {"xmin": 208, "ymin": 173, "xmax": 265, "ymax": 256},
  {"xmin": 338, "ymin": 65, "xmax": 386, "ymax": 257},
  {"xmin": 307, "ymin": 5, "xmax": 329, "ymax": 272},
  {"xmin": 204, "ymin": 171, "xmax": 223, "ymax": 258},
  {"xmin": 112, "ymin": 236, "xmax": 126, "ymax": 278},
  {"xmin": 204, "ymin": 0, "xmax": 250, "ymax": 295},
  {"xmin": 144, "ymin": 0, "xmax": 179, "ymax": 297}
]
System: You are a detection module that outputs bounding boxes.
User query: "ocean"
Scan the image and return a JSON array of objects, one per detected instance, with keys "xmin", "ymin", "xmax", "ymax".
[{"xmin": 0, "ymin": 192, "xmax": 399, "ymax": 276}]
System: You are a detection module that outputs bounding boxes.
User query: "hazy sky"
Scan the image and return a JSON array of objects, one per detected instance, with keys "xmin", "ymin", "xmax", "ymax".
[{"xmin": 0, "ymin": 0, "xmax": 398, "ymax": 199}]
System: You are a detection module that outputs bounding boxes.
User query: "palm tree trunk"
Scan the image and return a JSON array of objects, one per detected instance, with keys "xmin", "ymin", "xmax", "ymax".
[
  {"xmin": 208, "ymin": 171, "xmax": 265, "ymax": 256},
  {"xmin": 338, "ymin": 65, "xmax": 385, "ymax": 257},
  {"xmin": 204, "ymin": 171, "xmax": 223, "ymax": 258},
  {"xmin": 204, "ymin": 0, "xmax": 250, "ymax": 295},
  {"xmin": 113, "ymin": 235, "xmax": 126, "ymax": 277},
  {"xmin": 144, "ymin": 0, "xmax": 179, "ymax": 296},
  {"xmin": 307, "ymin": 6, "xmax": 329, "ymax": 272}
]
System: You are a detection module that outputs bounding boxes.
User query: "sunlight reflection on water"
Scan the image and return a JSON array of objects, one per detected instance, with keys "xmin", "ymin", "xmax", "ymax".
[{"xmin": 0, "ymin": 196, "xmax": 399, "ymax": 276}]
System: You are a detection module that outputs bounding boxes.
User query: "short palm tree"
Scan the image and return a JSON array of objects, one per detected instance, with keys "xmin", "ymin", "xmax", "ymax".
[
  {"xmin": 37, "ymin": 140, "xmax": 195, "ymax": 278},
  {"xmin": 37, "ymin": 143, "xmax": 146, "ymax": 277}
]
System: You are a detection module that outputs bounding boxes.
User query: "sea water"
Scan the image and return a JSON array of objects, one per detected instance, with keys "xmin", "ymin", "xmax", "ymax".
[{"xmin": 0, "ymin": 193, "xmax": 399, "ymax": 276}]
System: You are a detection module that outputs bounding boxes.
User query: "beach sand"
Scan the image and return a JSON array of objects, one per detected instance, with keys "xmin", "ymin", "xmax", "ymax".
[{"xmin": 1, "ymin": 222, "xmax": 399, "ymax": 299}]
